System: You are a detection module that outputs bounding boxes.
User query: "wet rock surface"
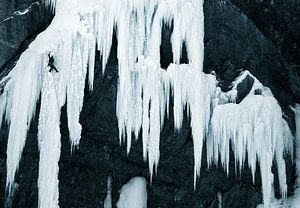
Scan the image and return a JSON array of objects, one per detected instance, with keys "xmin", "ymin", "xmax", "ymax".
[{"xmin": 0, "ymin": 0, "xmax": 299, "ymax": 207}]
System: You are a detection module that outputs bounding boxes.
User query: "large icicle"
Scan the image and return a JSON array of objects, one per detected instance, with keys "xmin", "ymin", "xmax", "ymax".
[
  {"xmin": 4, "ymin": 50, "xmax": 42, "ymax": 194},
  {"xmin": 116, "ymin": 177, "xmax": 147, "ymax": 208},
  {"xmin": 37, "ymin": 70, "xmax": 61, "ymax": 208}
]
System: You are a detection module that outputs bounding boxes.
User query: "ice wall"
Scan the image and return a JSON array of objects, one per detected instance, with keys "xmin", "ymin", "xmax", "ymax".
[
  {"xmin": 0, "ymin": 0, "xmax": 294, "ymax": 207},
  {"xmin": 116, "ymin": 177, "xmax": 147, "ymax": 208}
]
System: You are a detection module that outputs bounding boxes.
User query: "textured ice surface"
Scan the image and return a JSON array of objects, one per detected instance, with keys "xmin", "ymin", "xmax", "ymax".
[
  {"xmin": 116, "ymin": 177, "xmax": 147, "ymax": 208},
  {"xmin": 0, "ymin": 1, "xmax": 294, "ymax": 207}
]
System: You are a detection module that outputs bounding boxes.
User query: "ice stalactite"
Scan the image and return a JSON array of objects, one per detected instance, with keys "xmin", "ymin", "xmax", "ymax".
[
  {"xmin": 104, "ymin": 175, "xmax": 112, "ymax": 208},
  {"xmin": 116, "ymin": 177, "xmax": 147, "ymax": 208},
  {"xmin": 167, "ymin": 65, "xmax": 216, "ymax": 186},
  {"xmin": 217, "ymin": 192, "xmax": 222, "ymax": 208},
  {"xmin": 4, "ymin": 52, "xmax": 42, "ymax": 195},
  {"xmin": 38, "ymin": 70, "xmax": 61, "ymax": 208},
  {"xmin": 113, "ymin": 0, "xmax": 207, "ymax": 184}
]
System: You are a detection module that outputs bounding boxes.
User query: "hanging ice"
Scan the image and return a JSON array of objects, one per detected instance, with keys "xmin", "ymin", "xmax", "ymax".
[
  {"xmin": 116, "ymin": 177, "xmax": 147, "ymax": 208},
  {"xmin": 38, "ymin": 68, "xmax": 61, "ymax": 208},
  {"xmin": 1, "ymin": 1, "xmax": 96, "ymax": 206},
  {"xmin": 218, "ymin": 192, "xmax": 222, "ymax": 208},
  {"xmin": 0, "ymin": 0, "xmax": 294, "ymax": 208},
  {"xmin": 104, "ymin": 175, "xmax": 112, "ymax": 208},
  {"xmin": 207, "ymin": 71, "xmax": 292, "ymax": 207}
]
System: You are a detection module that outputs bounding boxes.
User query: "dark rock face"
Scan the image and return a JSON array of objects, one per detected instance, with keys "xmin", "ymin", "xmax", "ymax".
[
  {"xmin": 0, "ymin": 0, "xmax": 299, "ymax": 208},
  {"xmin": 0, "ymin": 0, "xmax": 52, "ymax": 70},
  {"xmin": 228, "ymin": 0, "xmax": 300, "ymax": 107}
]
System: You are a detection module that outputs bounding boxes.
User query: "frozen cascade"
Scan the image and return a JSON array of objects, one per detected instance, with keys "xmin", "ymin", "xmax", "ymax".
[
  {"xmin": 0, "ymin": 1, "xmax": 294, "ymax": 208},
  {"xmin": 116, "ymin": 177, "xmax": 147, "ymax": 208},
  {"xmin": 208, "ymin": 71, "xmax": 293, "ymax": 208},
  {"xmin": 209, "ymin": 95, "xmax": 287, "ymax": 207},
  {"xmin": 1, "ymin": 1, "xmax": 96, "ymax": 207}
]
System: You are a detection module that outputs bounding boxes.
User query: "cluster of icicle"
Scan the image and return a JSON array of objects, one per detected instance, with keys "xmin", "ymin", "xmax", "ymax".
[
  {"xmin": 208, "ymin": 71, "xmax": 294, "ymax": 208},
  {"xmin": 0, "ymin": 0, "xmax": 295, "ymax": 207}
]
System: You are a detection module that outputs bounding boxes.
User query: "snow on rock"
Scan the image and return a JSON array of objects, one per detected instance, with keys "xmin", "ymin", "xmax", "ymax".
[
  {"xmin": 0, "ymin": 0, "xmax": 294, "ymax": 207},
  {"xmin": 116, "ymin": 177, "xmax": 147, "ymax": 208}
]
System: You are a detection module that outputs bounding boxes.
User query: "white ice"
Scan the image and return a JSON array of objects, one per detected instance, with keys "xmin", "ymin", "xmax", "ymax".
[
  {"xmin": 116, "ymin": 177, "xmax": 147, "ymax": 208},
  {"xmin": 104, "ymin": 175, "xmax": 112, "ymax": 208},
  {"xmin": 208, "ymin": 71, "xmax": 292, "ymax": 207},
  {"xmin": 0, "ymin": 1, "xmax": 294, "ymax": 208},
  {"xmin": 291, "ymin": 104, "xmax": 300, "ymax": 206}
]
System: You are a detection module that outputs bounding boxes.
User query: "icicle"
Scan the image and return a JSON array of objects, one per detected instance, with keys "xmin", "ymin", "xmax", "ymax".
[
  {"xmin": 104, "ymin": 175, "xmax": 112, "ymax": 208},
  {"xmin": 37, "ymin": 69, "xmax": 61, "ymax": 208},
  {"xmin": 116, "ymin": 177, "xmax": 147, "ymax": 208},
  {"xmin": 67, "ymin": 34, "xmax": 89, "ymax": 149},
  {"xmin": 208, "ymin": 93, "xmax": 289, "ymax": 208},
  {"xmin": 5, "ymin": 53, "xmax": 42, "ymax": 194},
  {"xmin": 217, "ymin": 192, "xmax": 222, "ymax": 208}
]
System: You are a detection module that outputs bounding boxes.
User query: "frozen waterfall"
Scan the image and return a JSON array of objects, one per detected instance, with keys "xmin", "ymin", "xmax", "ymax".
[{"xmin": 0, "ymin": 0, "xmax": 295, "ymax": 208}]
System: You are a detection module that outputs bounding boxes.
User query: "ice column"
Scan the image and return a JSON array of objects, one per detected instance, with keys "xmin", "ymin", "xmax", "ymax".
[{"xmin": 116, "ymin": 177, "xmax": 147, "ymax": 208}]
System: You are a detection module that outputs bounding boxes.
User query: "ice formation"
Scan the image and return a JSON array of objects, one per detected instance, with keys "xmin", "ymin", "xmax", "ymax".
[
  {"xmin": 291, "ymin": 104, "xmax": 300, "ymax": 206},
  {"xmin": 208, "ymin": 71, "xmax": 294, "ymax": 207},
  {"xmin": 104, "ymin": 175, "xmax": 112, "ymax": 208},
  {"xmin": 0, "ymin": 0, "xmax": 295, "ymax": 207},
  {"xmin": 116, "ymin": 177, "xmax": 147, "ymax": 208},
  {"xmin": 218, "ymin": 192, "xmax": 222, "ymax": 208}
]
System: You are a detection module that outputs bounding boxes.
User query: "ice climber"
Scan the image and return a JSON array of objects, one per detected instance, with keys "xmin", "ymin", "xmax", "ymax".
[{"xmin": 48, "ymin": 52, "xmax": 58, "ymax": 73}]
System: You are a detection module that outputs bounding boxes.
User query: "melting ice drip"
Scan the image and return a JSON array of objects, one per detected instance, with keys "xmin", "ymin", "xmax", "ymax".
[{"xmin": 0, "ymin": 0, "xmax": 295, "ymax": 207}]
